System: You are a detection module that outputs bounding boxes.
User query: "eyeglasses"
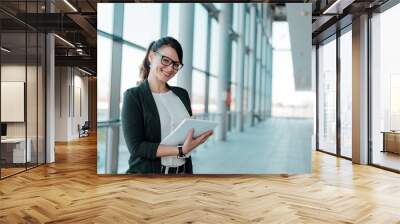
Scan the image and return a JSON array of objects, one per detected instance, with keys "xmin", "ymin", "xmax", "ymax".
[{"xmin": 155, "ymin": 51, "xmax": 183, "ymax": 71}]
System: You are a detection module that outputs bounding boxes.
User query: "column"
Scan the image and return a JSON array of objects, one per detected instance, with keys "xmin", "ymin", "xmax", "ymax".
[
  {"xmin": 249, "ymin": 4, "xmax": 257, "ymax": 126},
  {"xmin": 160, "ymin": 3, "xmax": 169, "ymax": 37},
  {"xmin": 216, "ymin": 3, "xmax": 233, "ymax": 141},
  {"xmin": 266, "ymin": 15, "xmax": 273, "ymax": 118},
  {"xmin": 352, "ymin": 14, "xmax": 369, "ymax": 164},
  {"xmin": 261, "ymin": 33, "xmax": 266, "ymax": 119},
  {"xmin": 46, "ymin": 1, "xmax": 55, "ymax": 163},
  {"xmin": 204, "ymin": 16, "xmax": 212, "ymax": 114},
  {"xmin": 236, "ymin": 4, "xmax": 246, "ymax": 132},
  {"xmin": 256, "ymin": 22, "xmax": 263, "ymax": 120},
  {"xmin": 178, "ymin": 4, "xmax": 195, "ymax": 97}
]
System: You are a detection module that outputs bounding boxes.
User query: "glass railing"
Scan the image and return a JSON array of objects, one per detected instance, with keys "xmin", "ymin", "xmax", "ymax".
[{"xmin": 97, "ymin": 111, "xmax": 268, "ymax": 174}]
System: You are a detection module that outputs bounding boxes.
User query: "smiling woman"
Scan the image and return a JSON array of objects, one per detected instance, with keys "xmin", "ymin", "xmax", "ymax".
[
  {"xmin": 121, "ymin": 36, "xmax": 213, "ymax": 174},
  {"xmin": 97, "ymin": 2, "xmax": 314, "ymax": 176}
]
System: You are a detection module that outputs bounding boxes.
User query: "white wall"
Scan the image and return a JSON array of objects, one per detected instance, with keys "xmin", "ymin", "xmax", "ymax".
[
  {"xmin": 55, "ymin": 67, "xmax": 89, "ymax": 141},
  {"xmin": 1, "ymin": 65, "xmax": 35, "ymax": 138},
  {"xmin": 55, "ymin": 67, "xmax": 68, "ymax": 141},
  {"xmin": 72, "ymin": 73, "xmax": 89, "ymax": 138}
]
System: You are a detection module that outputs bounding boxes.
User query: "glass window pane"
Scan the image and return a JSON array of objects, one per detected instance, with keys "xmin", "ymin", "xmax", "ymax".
[
  {"xmin": 97, "ymin": 127, "xmax": 106, "ymax": 174},
  {"xmin": 272, "ymin": 22, "xmax": 291, "ymax": 50},
  {"xmin": 118, "ymin": 125, "xmax": 129, "ymax": 173},
  {"xmin": 193, "ymin": 4, "xmax": 208, "ymax": 70},
  {"xmin": 1, "ymin": 31, "xmax": 27, "ymax": 177},
  {"xmin": 245, "ymin": 11, "xmax": 250, "ymax": 47},
  {"xmin": 231, "ymin": 84, "xmax": 236, "ymax": 112},
  {"xmin": 123, "ymin": 4, "xmax": 161, "ymax": 47},
  {"xmin": 272, "ymin": 20, "xmax": 315, "ymax": 118},
  {"xmin": 340, "ymin": 30, "xmax": 352, "ymax": 158},
  {"xmin": 191, "ymin": 70, "xmax": 206, "ymax": 114},
  {"xmin": 209, "ymin": 76, "xmax": 218, "ymax": 113},
  {"xmin": 371, "ymin": 5, "xmax": 400, "ymax": 171},
  {"xmin": 214, "ymin": 3, "xmax": 222, "ymax": 10},
  {"xmin": 231, "ymin": 41, "xmax": 237, "ymax": 84},
  {"xmin": 210, "ymin": 19, "xmax": 220, "ymax": 76},
  {"xmin": 120, "ymin": 45, "xmax": 145, "ymax": 110},
  {"xmin": 168, "ymin": 3, "xmax": 180, "ymax": 39},
  {"xmin": 318, "ymin": 37, "xmax": 337, "ymax": 154},
  {"xmin": 97, "ymin": 35, "xmax": 113, "ymax": 122},
  {"xmin": 232, "ymin": 4, "xmax": 239, "ymax": 33},
  {"xmin": 97, "ymin": 3, "xmax": 114, "ymax": 34}
]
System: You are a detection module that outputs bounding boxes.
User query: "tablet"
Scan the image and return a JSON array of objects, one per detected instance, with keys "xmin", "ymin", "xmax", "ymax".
[{"xmin": 160, "ymin": 118, "xmax": 218, "ymax": 145}]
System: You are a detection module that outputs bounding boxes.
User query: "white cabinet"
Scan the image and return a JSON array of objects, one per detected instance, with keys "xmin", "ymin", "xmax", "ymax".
[{"xmin": 1, "ymin": 138, "xmax": 32, "ymax": 163}]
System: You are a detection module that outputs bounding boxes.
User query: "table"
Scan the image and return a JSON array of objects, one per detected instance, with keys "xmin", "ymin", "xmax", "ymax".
[
  {"xmin": 1, "ymin": 138, "xmax": 31, "ymax": 163},
  {"xmin": 381, "ymin": 131, "xmax": 400, "ymax": 154}
]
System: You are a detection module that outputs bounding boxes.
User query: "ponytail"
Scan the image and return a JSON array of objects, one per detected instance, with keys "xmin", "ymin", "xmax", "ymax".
[{"xmin": 139, "ymin": 41, "xmax": 155, "ymax": 81}]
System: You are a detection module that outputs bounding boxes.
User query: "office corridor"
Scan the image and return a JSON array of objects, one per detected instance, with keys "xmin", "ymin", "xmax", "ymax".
[{"xmin": 193, "ymin": 117, "xmax": 313, "ymax": 174}]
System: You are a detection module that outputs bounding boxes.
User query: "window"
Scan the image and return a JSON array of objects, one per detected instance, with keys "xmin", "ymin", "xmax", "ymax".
[
  {"xmin": 271, "ymin": 21, "xmax": 313, "ymax": 118},
  {"xmin": 231, "ymin": 41, "xmax": 237, "ymax": 85},
  {"xmin": 192, "ymin": 4, "xmax": 208, "ymax": 70},
  {"xmin": 191, "ymin": 70, "xmax": 206, "ymax": 114},
  {"xmin": 97, "ymin": 35, "xmax": 113, "ymax": 122},
  {"xmin": 318, "ymin": 37, "xmax": 337, "ymax": 154},
  {"xmin": 209, "ymin": 76, "xmax": 218, "ymax": 113},
  {"xmin": 98, "ymin": 3, "xmax": 114, "ymax": 33},
  {"xmin": 230, "ymin": 83, "xmax": 237, "ymax": 112},
  {"xmin": 340, "ymin": 29, "xmax": 352, "ymax": 158},
  {"xmin": 0, "ymin": 3, "xmax": 46, "ymax": 178},
  {"xmin": 120, "ymin": 45, "xmax": 146, "ymax": 109},
  {"xmin": 209, "ymin": 19, "xmax": 220, "ymax": 76},
  {"xmin": 214, "ymin": 3, "xmax": 222, "ymax": 10},
  {"xmin": 371, "ymin": 4, "xmax": 400, "ymax": 171},
  {"xmin": 232, "ymin": 4, "xmax": 240, "ymax": 33},
  {"xmin": 123, "ymin": 4, "xmax": 161, "ymax": 48},
  {"xmin": 245, "ymin": 10, "xmax": 250, "ymax": 47},
  {"xmin": 168, "ymin": 3, "xmax": 180, "ymax": 40}
]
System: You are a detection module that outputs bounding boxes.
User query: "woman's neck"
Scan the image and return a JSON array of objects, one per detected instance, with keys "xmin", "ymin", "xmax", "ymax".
[{"xmin": 148, "ymin": 73, "xmax": 169, "ymax": 93}]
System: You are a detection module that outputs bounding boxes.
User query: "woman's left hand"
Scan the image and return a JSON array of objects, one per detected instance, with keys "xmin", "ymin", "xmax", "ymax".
[{"xmin": 182, "ymin": 129, "xmax": 213, "ymax": 154}]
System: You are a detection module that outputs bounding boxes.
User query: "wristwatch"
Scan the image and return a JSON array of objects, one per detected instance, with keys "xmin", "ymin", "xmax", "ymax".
[{"xmin": 177, "ymin": 144, "xmax": 186, "ymax": 159}]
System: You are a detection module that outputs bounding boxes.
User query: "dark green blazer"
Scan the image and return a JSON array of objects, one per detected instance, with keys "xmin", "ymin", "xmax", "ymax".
[{"xmin": 121, "ymin": 79, "xmax": 193, "ymax": 174}]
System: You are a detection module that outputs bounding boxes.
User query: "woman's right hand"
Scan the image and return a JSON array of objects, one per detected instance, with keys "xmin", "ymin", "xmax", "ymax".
[{"xmin": 182, "ymin": 128, "xmax": 213, "ymax": 154}]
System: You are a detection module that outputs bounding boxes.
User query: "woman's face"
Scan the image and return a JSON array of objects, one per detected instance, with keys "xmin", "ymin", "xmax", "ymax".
[{"xmin": 148, "ymin": 45, "xmax": 181, "ymax": 83}]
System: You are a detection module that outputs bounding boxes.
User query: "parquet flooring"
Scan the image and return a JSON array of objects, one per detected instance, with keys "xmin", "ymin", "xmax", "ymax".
[
  {"xmin": 1, "ymin": 167, "xmax": 25, "ymax": 177},
  {"xmin": 1, "ymin": 134, "xmax": 400, "ymax": 223}
]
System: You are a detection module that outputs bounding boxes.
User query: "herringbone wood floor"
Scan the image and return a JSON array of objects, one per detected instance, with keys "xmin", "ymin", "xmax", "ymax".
[{"xmin": 1, "ymin": 134, "xmax": 400, "ymax": 223}]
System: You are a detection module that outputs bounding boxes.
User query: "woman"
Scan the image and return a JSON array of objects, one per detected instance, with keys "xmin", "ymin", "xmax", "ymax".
[{"xmin": 122, "ymin": 36, "xmax": 213, "ymax": 174}]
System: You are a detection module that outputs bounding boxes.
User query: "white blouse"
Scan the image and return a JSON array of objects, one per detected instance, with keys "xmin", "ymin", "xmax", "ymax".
[{"xmin": 152, "ymin": 90, "xmax": 190, "ymax": 167}]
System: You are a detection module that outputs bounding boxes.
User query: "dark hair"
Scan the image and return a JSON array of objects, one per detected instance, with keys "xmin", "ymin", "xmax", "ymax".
[{"xmin": 139, "ymin": 36, "xmax": 183, "ymax": 81}]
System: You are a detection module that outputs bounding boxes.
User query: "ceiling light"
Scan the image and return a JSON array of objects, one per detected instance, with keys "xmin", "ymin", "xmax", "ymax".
[
  {"xmin": 78, "ymin": 67, "xmax": 92, "ymax": 76},
  {"xmin": 323, "ymin": 0, "xmax": 343, "ymax": 14},
  {"xmin": 322, "ymin": 0, "xmax": 355, "ymax": 15},
  {"xmin": 1, "ymin": 47, "xmax": 11, "ymax": 53},
  {"xmin": 63, "ymin": 0, "xmax": 78, "ymax": 12},
  {"xmin": 54, "ymin": 34, "xmax": 75, "ymax": 48}
]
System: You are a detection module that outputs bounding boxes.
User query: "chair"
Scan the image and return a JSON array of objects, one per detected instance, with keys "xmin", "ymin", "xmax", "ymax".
[{"xmin": 78, "ymin": 121, "xmax": 90, "ymax": 138}]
